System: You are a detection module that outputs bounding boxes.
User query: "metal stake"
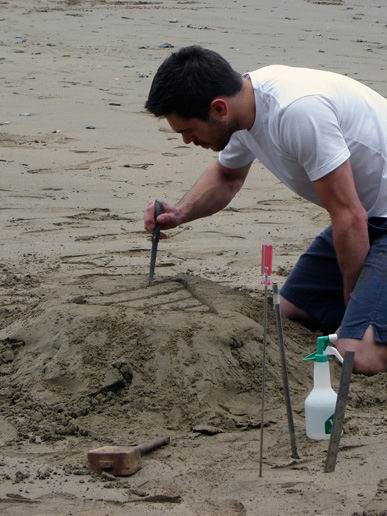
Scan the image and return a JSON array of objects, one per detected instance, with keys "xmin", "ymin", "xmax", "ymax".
[
  {"xmin": 259, "ymin": 282, "xmax": 268, "ymax": 478},
  {"xmin": 325, "ymin": 351, "xmax": 355, "ymax": 473},
  {"xmin": 272, "ymin": 283, "xmax": 300, "ymax": 460},
  {"xmin": 259, "ymin": 242, "xmax": 272, "ymax": 478},
  {"xmin": 148, "ymin": 200, "xmax": 164, "ymax": 285}
]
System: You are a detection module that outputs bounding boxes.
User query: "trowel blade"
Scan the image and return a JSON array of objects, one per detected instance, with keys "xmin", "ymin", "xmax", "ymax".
[
  {"xmin": 148, "ymin": 227, "xmax": 160, "ymax": 284},
  {"xmin": 148, "ymin": 200, "xmax": 164, "ymax": 285}
]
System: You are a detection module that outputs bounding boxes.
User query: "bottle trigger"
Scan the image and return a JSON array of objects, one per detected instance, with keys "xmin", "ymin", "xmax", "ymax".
[{"xmin": 325, "ymin": 345, "xmax": 343, "ymax": 364}]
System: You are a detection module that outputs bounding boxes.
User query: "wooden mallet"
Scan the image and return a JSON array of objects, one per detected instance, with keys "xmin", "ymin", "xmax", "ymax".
[{"xmin": 87, "ymin": 436, "xmax": 170, "ymax": 477}]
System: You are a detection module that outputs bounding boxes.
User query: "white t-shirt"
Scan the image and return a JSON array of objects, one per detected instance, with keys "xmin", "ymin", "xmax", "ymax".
[{"xmin": 218, "ymin": 65, "xmax": 387, "ymax": 217}]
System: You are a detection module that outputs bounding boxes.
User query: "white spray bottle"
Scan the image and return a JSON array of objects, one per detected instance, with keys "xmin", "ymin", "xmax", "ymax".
[{"xmin": 303, "ymin": 335, "xmax": 343, "ymax": 440}]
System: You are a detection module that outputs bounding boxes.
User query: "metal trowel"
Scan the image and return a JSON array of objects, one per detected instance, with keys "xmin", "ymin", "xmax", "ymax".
[{"xmin": 148, "ymin": 200, "xmax": 164, "ymax": 285}]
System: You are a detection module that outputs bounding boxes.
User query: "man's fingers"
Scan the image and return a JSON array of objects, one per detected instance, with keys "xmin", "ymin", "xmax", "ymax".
[
  {"xmin": 156, "ymin": 212, "xmax": 171, "ymax": 225},
  {"xmin": 144, "ymin": 201, "xmax": 156, "ymax": 232},
  {"xmin": 144, "ymin": 201, "xmax": 179, "ymax": 233},
  {"xmin": 156, "ymin": 212, "xmax": 178, "ymax": 229}
]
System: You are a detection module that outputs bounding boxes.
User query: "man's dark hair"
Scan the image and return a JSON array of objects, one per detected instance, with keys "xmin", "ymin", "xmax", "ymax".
[{"xmin": 145, "ymin": 46, "xmax": 243, "ymax": 120}]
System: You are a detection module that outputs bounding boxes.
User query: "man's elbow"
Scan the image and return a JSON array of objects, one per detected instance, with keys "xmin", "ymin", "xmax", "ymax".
[
  {"xmin": 331, "ymin": 208, "xmax": 368, "ymax": 235},
  {"xmin": 229, "ymin": 176, "xmax": 245, "ymax": 195},
  {"xmin": 218, "ymin": 162, "xmax": 251, "ymax": 196}
]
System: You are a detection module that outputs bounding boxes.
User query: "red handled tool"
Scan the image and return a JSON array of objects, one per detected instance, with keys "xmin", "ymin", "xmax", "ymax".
[
  {"xmin": 259, "ymin": 242, "xmax": 272, "ymax": 477},
  {"xmin": 261, "ymin": 242, "xmax": 272, "ymax": 286}
]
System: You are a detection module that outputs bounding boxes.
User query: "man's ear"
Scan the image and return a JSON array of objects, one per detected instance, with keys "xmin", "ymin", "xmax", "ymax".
[{"xmin": 209, "ymin": 98, "xmax": 228, "ymax": 117}]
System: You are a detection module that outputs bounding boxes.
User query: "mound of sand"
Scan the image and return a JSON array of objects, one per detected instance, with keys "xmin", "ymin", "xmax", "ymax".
[
  {"xmin": 2, "ymin": 271, "xmax": 387, "ymax": 449},
  {"xmin": 1, "ymin": 274, "xmax": 387, "ymax": 515},
  {"xmin": 0, "ymin": 274, "xmax": 314, "ymax": 443}
]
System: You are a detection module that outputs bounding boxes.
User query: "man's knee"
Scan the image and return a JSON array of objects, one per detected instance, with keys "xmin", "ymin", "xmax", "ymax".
[
  {"xmin": 336, "ymin": 339, "xmax": 367, "ymax": 373},
  {"xmin": 336, "ymin": 326, "xmax": 387, "ymax": 375},
  {"xmin": 280, "ymin": 296, "xmax": 309, "ymax": 321}
]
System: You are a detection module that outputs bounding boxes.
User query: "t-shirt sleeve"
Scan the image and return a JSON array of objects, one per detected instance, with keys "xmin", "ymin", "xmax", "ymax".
[
  {"xmin": 218, "ymin": 131, "xmax": 255, "ymax": 169},
  {"xmin": 278, "ymin": 96, "xmax": 350, "ymax": 181}
]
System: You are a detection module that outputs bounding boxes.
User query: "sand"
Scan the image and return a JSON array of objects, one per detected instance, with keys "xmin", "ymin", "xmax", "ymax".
[{"xmin": 0, "ymin": 0, "xmax": 387, "ymax": 514}]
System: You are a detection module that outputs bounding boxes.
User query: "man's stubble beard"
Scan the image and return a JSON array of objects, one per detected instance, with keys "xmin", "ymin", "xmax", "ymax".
[{"xmin": 208, "ymin": 116, "xmax": 240, "ymax": 151}]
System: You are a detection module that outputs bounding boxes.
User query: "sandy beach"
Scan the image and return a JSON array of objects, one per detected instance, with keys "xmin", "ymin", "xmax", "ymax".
[{"xmin": 0, "ymin": 0, "xmax": 387, "ymax": 514}]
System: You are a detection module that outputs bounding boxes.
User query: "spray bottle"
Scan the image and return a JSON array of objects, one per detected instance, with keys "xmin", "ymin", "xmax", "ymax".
[{"xmin": 303, "ymin": 334, "xmax": 343, "ymax": 440}]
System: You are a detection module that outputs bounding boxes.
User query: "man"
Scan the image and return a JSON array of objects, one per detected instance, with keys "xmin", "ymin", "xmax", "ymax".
[{"xmin": 144, "ymin": 45, "xmax": 387, "ymax": 375}]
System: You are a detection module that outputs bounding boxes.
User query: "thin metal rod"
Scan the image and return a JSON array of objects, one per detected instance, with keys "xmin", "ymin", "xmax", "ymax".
[
  {"xmin": 272, "ymin": 283, "xmax": 300, "ymax": 460},
  {"xmin": 259, "ymin": 283, "xmax": 268, "ymax": 477},
  {"xmin": 324, "ymin": 351, "xmax": 355, "ymax": 473}
]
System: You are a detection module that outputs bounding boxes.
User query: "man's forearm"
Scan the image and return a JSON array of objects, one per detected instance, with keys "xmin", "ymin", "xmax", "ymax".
[
  {"xmin": 332, "ymin": 215, "xmax": 369, "ymax": 303},
  {"xmin": 176, "ymin": 161, "xmax": 247, "ymax": 224}
]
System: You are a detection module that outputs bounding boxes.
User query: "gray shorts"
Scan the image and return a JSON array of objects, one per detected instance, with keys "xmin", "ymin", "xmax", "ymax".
[{"xmin": 280, "ymin": 217, "xmax": 387, "ymax": 343}]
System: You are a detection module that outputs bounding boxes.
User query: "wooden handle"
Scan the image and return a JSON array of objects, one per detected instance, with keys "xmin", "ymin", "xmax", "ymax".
[{"xmin": 137, "ymin": 436, "xmax": 170, "ymax": 456}]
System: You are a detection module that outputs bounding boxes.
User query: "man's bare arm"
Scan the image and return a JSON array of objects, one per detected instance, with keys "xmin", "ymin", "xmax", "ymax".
[
  {"xmin": 312, "ymin": 159, "xmax": 369, "ymax": 303},
  {"xmin": 144, "ymin": 160, "xmax": 252, "ymax": 232}
]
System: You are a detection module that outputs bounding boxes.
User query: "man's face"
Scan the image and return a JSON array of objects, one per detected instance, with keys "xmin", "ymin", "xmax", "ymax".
[{"xmin": 166, "ymin": 112, "xmax": 238, "ymax": 152}]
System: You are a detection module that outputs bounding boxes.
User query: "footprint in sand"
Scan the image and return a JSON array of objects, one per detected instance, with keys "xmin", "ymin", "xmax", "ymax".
[
  {"xmin": 307, "ymin": 0, "xmax": 343, "ymax": 4},
  {"xmin": 123, "ymin": 163, "xmax": 154, "ymax": 170}
]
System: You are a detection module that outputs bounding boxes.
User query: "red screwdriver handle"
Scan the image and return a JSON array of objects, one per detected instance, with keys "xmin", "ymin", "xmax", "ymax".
[{"xmin": 261, "ymin": 243, "xmax": 272, "ymax": 286}]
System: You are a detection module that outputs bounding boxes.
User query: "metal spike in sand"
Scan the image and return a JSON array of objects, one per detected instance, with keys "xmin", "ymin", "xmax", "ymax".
[
  {"xmin": 148, "ymin": 200, "xmax": 164, "ymax": 285},
  {"xmin": 325, "ymin": 351, "xmax": 355, "ymax": 473},
  {"xmin": 272, "ymin": 282, "xmax": 300, "ymax": 460},
  {"xmin": 259, "ymin": 242, "xmax": 272, "ymax": 478}
]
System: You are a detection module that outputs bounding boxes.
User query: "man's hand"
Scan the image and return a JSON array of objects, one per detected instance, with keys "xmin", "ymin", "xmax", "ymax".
[
  {"xmin": 144, "ymin": 200, "xmax": 182, "ymax": 234},
  {"xmin": 313, "ymin": 159, "xmax": 369, "ymax": 303}
]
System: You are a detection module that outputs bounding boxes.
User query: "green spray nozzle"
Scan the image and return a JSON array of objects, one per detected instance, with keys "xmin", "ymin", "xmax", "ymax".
[
  {"xmin": 303, "ymin": 336, "xmax": 330, "ymax": 363},
  {"xmin": 303, "ymin": 334, "xmax": 342, "ymax": 363}
]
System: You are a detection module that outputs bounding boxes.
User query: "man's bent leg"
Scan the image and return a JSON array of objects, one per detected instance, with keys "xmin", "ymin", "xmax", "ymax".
[
  {"xmin": 338, "ymin": 224, "xmax": 387, "ymax": 375},
  {"xmin": 337, "ymin": 325, "xmax": 387, "ymax": 375},
  {"xmin": 280, "ymin": 295, "xmax": 312, "ymax": 322},
  {"xmin": 280, "ymin": 295, "xmax": 324, "ymax": 331},
  {"xmin": 280, "ymin": 226, "xmax": 345, "ymax": 334}
]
